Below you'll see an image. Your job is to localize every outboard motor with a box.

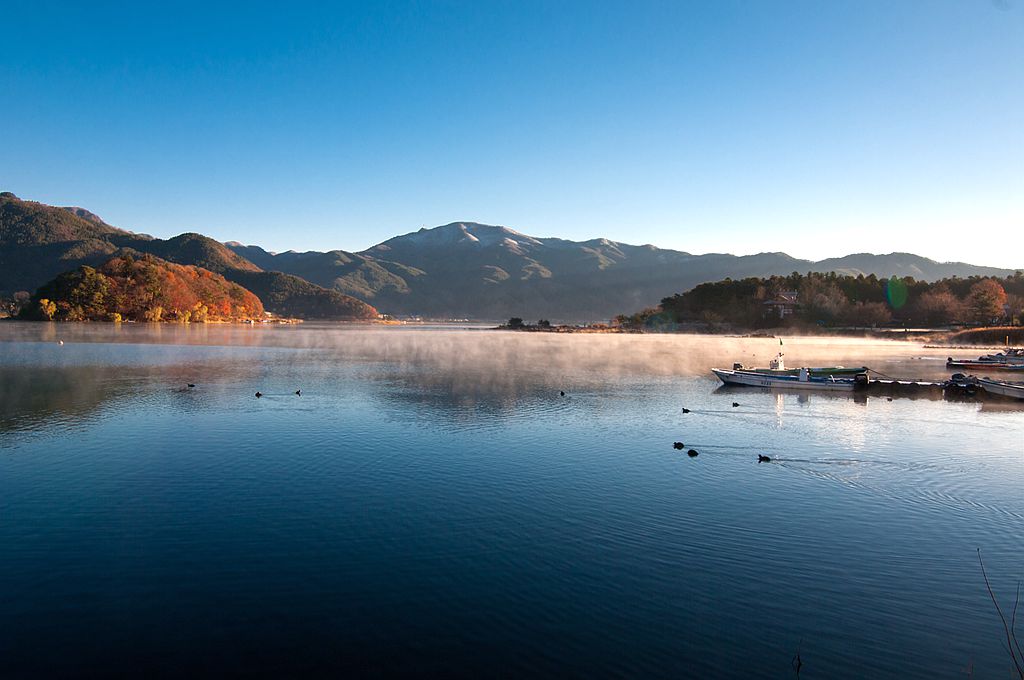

[854,373,869,390]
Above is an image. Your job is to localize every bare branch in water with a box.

[1013,581,1024,669]
[978,549,1024,678]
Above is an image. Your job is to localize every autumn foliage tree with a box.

[966,279,1007,324]
[21,254,263,322]
[844,301,892,327]
[800,278,850,324]
[913,288,966,326]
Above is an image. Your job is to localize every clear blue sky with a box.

[2,0,1021,267]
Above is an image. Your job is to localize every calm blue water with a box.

[1,323,1022,678]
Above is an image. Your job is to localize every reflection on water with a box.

[0,365,120,434]
[1,322,1022,678]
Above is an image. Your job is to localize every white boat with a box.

[712,366,866,391]
[948,348,1024,368]
[978,377,1024,400]
[980,348,1024,364]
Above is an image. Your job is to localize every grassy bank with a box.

[941,326,1024,346]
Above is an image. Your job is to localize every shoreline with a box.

[493,323,1024,346]
[6,314,1020,347]
[0,316,404,325]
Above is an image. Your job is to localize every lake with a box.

[1,323,1022,678]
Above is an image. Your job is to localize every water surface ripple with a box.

[1,323,1022,678]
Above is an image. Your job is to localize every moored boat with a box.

[712,366,867,391]
[977,377,1024,400]
[730,352,868,377]
[734,365,868,377]
[980,348,1024,363]
[947,347,1024,369]
[946,358,1024,371]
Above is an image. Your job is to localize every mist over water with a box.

[1,323,1022,678]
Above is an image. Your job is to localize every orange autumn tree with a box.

[23,254,264,322]
[967,279,1008,325]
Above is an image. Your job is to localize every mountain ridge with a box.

[0,193,378,320]
[227,221,1016,320]
[2,192,1018,321]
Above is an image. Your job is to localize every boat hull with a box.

[946,361,1024,371]
[980,349,1024,364]
[978,378,1024,400]
[712,368,859,391]
[735,366,868,377]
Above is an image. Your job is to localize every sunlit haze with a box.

[2,1,1021,267]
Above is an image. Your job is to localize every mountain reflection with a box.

[0,359,266,440]
[0,366,126,435]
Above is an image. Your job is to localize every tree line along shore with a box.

[614,271,1023,333]
[496,271,1024,344]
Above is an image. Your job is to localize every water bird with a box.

[295,390,301,396]
[886,397,893,401]
[681,407,691,413]
[560,391,565,397]
[758,454,771,463]
[673,442,685,450]
[255,391,263,398]
[187,383,195,388]
[58,340,64,346]
[732,402,739,408]
[687,449,699,457]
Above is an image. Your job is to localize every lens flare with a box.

[886,277,908,309]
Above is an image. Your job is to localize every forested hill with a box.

[617,271,1024,330]
[0,193,378,320]
[21,254,264,322]
[0,191,140,245]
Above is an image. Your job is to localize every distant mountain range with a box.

[227,222,1017,320]
[1,191,1017,321]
